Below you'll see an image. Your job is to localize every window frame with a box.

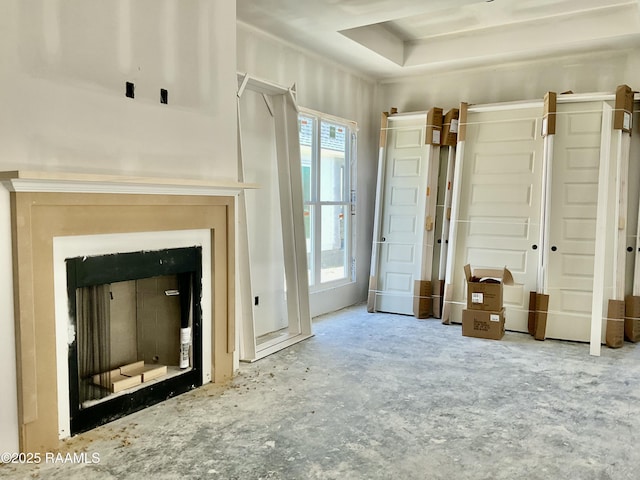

[298,107,357,292]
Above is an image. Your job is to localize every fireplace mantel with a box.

[5,172,242,452]
[0,170,259,195]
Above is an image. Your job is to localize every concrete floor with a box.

[4,304,640,479]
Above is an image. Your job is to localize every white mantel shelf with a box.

[0,170,259,196]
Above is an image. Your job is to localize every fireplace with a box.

[3,171,248,453]
[66,247,203,435]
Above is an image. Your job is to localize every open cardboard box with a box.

[464,264,514,311]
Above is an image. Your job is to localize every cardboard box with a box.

[458,102,468,142]
[432,280,445,319]
[624,295,640,342]
[441,108,459,146]
[462,308,505,340]
[606,299,625,348]
[426,107,443,146]
[528,291,549,341]
[367,275,378,313]
[413,280,432,319]
[464,264,514,311]
[379,112,389,148]
[542,92,556,136]
[614,84,633,133]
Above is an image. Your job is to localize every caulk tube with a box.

[180,327,191,369]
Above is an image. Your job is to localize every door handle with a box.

[551,245,557,252]
[381,237,386,242]
[532,244,538,250]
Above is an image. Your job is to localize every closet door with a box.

[545,101,616,342]
[374,115,431,315]
[449,106,544,330]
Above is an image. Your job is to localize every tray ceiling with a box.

[237,0,640,79]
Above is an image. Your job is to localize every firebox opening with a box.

[66,247,203,435]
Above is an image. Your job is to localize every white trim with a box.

[590,102,614,357]
[387,111,428,121]
[444,140,465,286]
[299,106,358,129]
[0,171,257,196]
[442,138,465,323]
[236,71,290,96]
[437,145,456,281]
[557,92,615,103]
[613,131,631,300]
[369,146,386,281]
[539,134,554,293]
[468,100,543,113]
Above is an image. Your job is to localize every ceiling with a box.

[236,0,640,79]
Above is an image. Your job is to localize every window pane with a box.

[304,205,315,286]
[320,121,346,202]
[320,205,347,283]
[299,116,314,203]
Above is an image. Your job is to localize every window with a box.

[298,110,356,290]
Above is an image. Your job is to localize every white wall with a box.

[0,0,236,179]
[237,22,379,317]
[379,49,639,114]
[0,0,237,452]
[0,187,18,453]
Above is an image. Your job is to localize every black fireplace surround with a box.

[66,247,203,435]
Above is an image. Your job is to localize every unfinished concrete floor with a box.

[4,304,640,479]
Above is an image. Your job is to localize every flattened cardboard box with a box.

[462,308,505,340]
[432,280,445,319]
[426,107,443,146]
[464,264,514,311]
[606,299,625,348]
[614,84,633,133]
[413,280,432,319]
[624,295,640,342]
[528,291,549,341]
[441,108,459,146]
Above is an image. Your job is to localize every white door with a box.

[449,106,544,330]
[545,101,618,342]
[374,115,432,315]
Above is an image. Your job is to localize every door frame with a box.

[368,111,440,315]
[236,73,312,362]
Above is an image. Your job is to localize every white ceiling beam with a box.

[340,24,404,65]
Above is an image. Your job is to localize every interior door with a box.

[374,115,431,315]
[545,101,616,342]
[449,106,544,330]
